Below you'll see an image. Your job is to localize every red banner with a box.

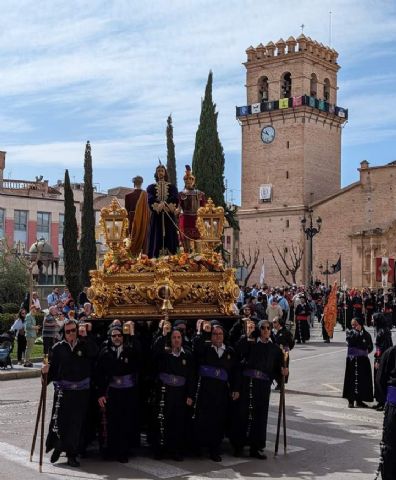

[376,257,395,283]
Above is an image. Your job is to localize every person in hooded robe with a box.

[95,322,141,463]
[342,316,374,408]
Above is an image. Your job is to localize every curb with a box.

[0,358,43,381]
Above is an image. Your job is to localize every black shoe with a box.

[233,447,243,457]
[324,339,330,343]
[274,385,281,391]
[250,449,267,460]
[50,449,61,464]
[348,401,354,408]
[296,341,301,344]
[117,455,128,463]
[171,452,184,462]
[67,456,80,468]
[209,453,222,462]
[356,401,368,408]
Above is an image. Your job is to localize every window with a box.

[0,208,4,238]
[310,73,318,97]
[280,72,292,98]
[37,212,51,241]
[14,210,28,244]
[58,213,64,245]
[258,76,269,102]
[323,78,330,101]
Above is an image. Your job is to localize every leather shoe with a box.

[356,401,368,408]
[250,449,267,460]
[348,401,354,408]
[233,447,243,457]
[50,449,61,464]
[67,456,80,468]
[117,455,128,463]
[209,453,222,462]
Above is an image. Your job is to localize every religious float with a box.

[87,197,239,320]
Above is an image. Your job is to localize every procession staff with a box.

[230,319,286,459]
[192,324,239,462]
[342,317,373,408]
[150,328,195,461]
[96,322,141,463]
[42,319,98,468]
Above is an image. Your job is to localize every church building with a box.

[237,34,396,289]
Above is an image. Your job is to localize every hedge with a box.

[0,312,44,334]
[1,303,20,314]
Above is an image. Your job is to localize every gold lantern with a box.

[99,198,128,252]
[195,198,225,252]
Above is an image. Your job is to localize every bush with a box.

[1,303,20,314]
[0,312,44,333]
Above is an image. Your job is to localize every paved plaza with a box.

[0,323,391,480]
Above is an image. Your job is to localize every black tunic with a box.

[45,337,98,456]
[273,326,294,383]
[150,336,195,454]
[294,303,311,342]
[192,337,239,454]
[95,337,141,457]
[374,328,393,403]
[342,328,374,402]
[376,345,396,480]
[230,337,282,450]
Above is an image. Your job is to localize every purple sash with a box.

[387,386,396,406]
[243,369,270,381]
[54,377,90,391]
[109,374,136,389]
[159,372,186,387]
[199,365,228,382]
[347,347,368,359]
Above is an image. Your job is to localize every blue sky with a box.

[0,0,395,205]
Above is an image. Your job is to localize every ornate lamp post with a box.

[301,208,322,286]
[196,198,225,254]
[99,198,128,252]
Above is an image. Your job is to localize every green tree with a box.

[63,169,81,301]
[80,141,97,287]
[166,114,177,187]
[192,71,238,229]
[0,249,28,305]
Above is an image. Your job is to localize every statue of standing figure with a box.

[178,165,206,252]
[147,164,179,258]
[124,176,150,256]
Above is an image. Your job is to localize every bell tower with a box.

[237,34,348,285]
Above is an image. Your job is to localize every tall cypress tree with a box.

[192,71,239,229]
[63,169,81,301]
[80,141,97,286]
[166,114,177,187]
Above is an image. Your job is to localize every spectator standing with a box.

[47,287,60,307]
[42,306,61,356]
[31,291,42,311]
[266,298,283,323]
[11,308,27,365]
[24,306,40,367]
[60,287,71,303]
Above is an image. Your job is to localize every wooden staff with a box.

[282,350,289,454]
[39,355,49,472]
[30,386,44,462]
[274,347,288,456]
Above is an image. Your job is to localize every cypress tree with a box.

[166,114,177,187]
[63,169,81,301]
[192,71,225,208]
[80,141,97,287]
[192,71,238,229]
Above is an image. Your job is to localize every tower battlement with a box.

[245,34,339,66]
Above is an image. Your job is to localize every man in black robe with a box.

[192,324,239,462]
[294,295,311,344]
[376,344,396,479]
[231,319,286,459]
[42,319,98,467]
[272,316,294,386]
[150,327,195,460]
[147,164,179,258]
[95,322,141,463]
[342,317,373,408]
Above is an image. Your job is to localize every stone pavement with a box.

[0,360,42,380]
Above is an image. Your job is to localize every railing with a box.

[1,179,47,190]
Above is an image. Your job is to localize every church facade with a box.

[237,34,396,289]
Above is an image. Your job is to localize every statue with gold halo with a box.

[147,164,179,258]
[124,175,150,255]
[178,165,206,252]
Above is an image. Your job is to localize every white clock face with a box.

[261,126,275,144]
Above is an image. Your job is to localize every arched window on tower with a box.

[323,78,330,101]
[280,72,291,98]
[258,76,269,102]
[310,73,318,97]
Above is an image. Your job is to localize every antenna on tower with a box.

[300,23,305,34]
[329,11,332,46]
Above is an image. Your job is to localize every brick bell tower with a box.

[236,34,347,285]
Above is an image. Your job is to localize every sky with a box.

[0,0,395,205]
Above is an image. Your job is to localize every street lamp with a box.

[301,208,322,286]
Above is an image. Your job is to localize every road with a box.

[0,323,392,480]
